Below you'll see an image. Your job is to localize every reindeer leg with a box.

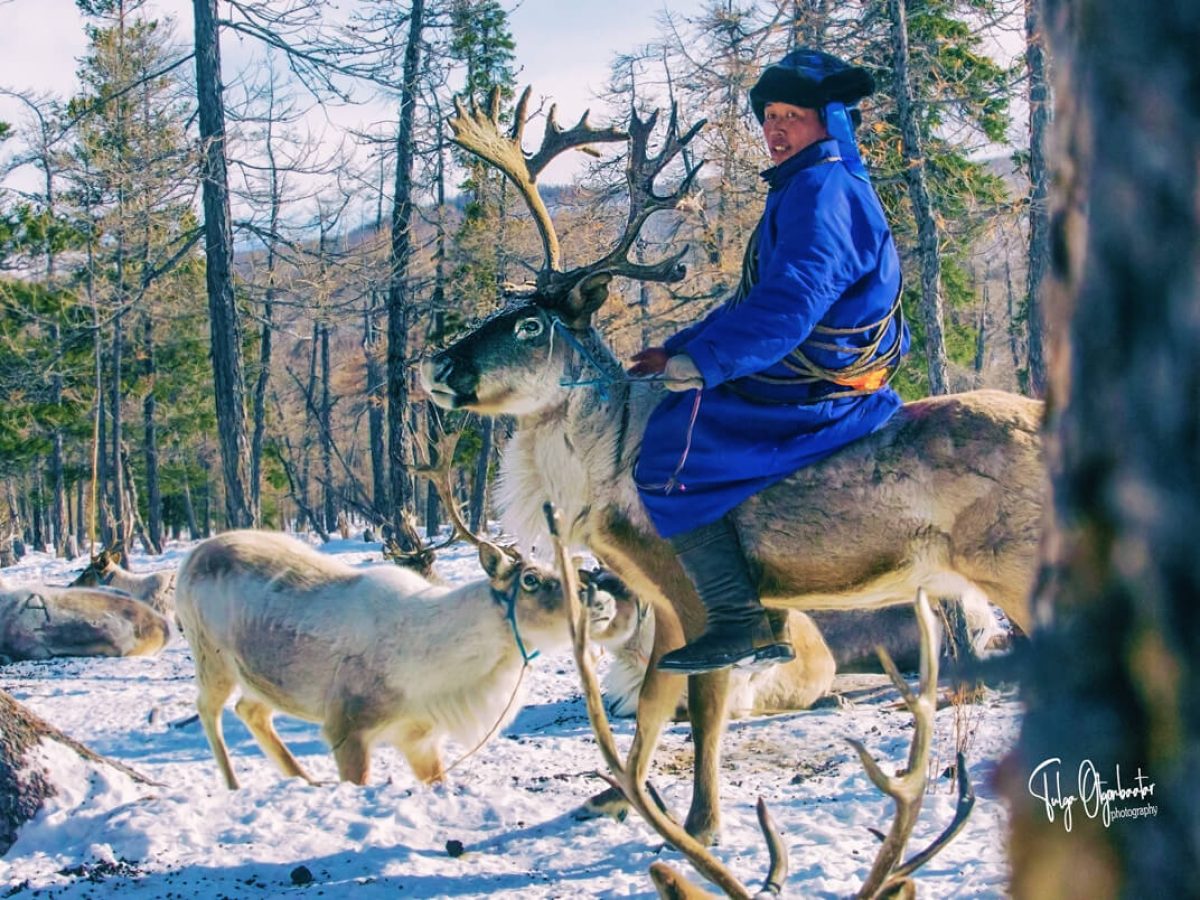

[328,728,372,785]
[684,668,731,846]
[575,593,687,824]
[398,737,446,785]
[192,643,240,790]
[233,697,316,784]
[575,664,684,822]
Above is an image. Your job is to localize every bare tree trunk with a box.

[1024,0,1051,398]
[122,444,158,555]
[299,326,320,529]
[249,87,284,528]
[250,274,274,528]
[29,470,44,551]
[422,115,449,538]
[1004,255,1025,388]
[182,474,199,540]
[1004,0,1200,894]
[49,326,67,557]
[95,342,112,548]
[110,306,129,549]
[889,0,949,395]
[468,416,493,534]
[385,0,425,546]
[142,310,163,552]
[194,0,253,529]
[74,476,85,551]
[319,321,336,532]
[0,689,155,856]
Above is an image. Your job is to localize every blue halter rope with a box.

[551,317,665,398]
[492,576,541,665]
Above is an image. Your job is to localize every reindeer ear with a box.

[478,541,517,581]
[563,272,612,324]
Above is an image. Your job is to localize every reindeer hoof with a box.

[574,786,630,823]
[683,816,720,848]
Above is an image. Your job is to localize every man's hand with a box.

[663,354,704,392]
[628,347,669,376]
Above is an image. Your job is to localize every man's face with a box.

[761,102,829,166]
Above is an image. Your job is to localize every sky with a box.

[0,0,708,189]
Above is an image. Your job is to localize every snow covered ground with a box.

[0,536,1020,898]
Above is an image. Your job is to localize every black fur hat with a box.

[750,48,876,124]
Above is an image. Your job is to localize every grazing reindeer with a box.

[585,568,835,719]
[175,512,576,788]
[423,87,1044,843]
[72,546,176,619]
[0,578,169,662]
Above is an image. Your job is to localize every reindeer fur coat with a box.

[635,138,909,537]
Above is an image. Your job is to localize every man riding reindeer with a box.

[630,49,910,675]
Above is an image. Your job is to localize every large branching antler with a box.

[848,589,977,899]
[384,431,481,576]
[544,503,785,900]
[547,104,705,295]
[448,85,628,277]
[448,85,705,304]
[413,431,488,550]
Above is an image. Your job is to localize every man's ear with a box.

[563,272,612,326]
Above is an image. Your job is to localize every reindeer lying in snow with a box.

[71,547,176,620]
[0,573,169,662]
[175,529,576,789]
[586,569,1004,721]
[585,568,835,719]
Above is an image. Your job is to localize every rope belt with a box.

[727,220,906,405]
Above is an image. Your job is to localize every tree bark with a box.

[1004,0,1200,895]
[193,0,253,529]
[320,321,335,532]
[889,0,949,395]
[142,309,163,553]
[182,474,199,541]
[468,416,493,534]
[50,338,67,558]
[385,0,426,547]
[0,689,156,856]
[250,122,283,528]
[1024,0,1051,398]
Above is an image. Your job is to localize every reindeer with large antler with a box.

[422,87,1045,853]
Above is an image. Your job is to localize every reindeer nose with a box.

[432,355,456,384]
[427,352,479,397]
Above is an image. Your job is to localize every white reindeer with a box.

[174,529,576,789]
[71,547,176,619]
[585,568,835,719]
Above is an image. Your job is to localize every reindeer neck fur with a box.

[495,323,658,555]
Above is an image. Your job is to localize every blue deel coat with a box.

[635,138,909,539]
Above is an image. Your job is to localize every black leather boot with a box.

[657,517,796,675]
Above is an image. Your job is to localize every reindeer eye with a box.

[514,317,545,340]
[519,569,542,592]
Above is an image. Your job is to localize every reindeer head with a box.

[71,546,123,588]
[422,86,704,417]
[581,567,646,650]
[414,431,578,656]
